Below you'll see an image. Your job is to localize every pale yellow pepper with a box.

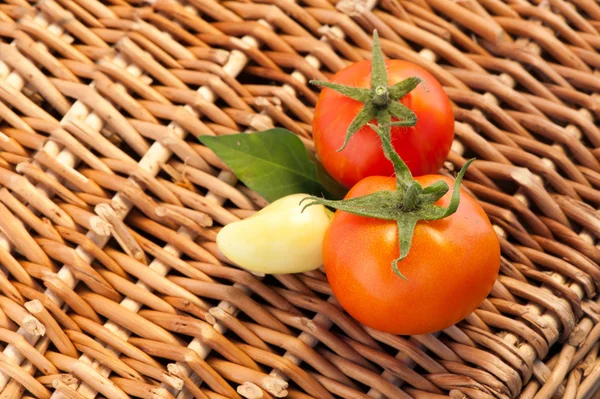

[217,193,332,274]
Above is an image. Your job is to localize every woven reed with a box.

[0,0,598,398]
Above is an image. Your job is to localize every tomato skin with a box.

[323,175,500,335]
[313,60,454,188]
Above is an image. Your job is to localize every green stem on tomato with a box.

[304,30,474,279]
[372,86,390,106]
[310,30,422,152]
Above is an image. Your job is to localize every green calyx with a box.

[303,123,473,279]
[310,30,421,151]
[305,30,474,280]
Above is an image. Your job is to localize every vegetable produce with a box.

[303,121,500,334]
[311,32,454,188]
[319,174,500,334]
[217,194,332,274]
[206,30,499,335]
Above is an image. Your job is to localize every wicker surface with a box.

[0,0,598,398]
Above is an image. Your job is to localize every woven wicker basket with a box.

[0,0,599,398]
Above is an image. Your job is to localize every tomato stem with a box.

[305,30,475,279]
[372,86,390,107]
[310,30,421,152]
[402,183,422,211]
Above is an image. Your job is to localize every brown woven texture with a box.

[0,0,598,398]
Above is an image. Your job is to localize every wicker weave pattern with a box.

[0,0,599,398]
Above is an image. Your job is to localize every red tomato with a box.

[323,175,500,335]
[313,60,454,188]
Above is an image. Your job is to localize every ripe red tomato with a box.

[323,175,500,335]
[313,60,454,188]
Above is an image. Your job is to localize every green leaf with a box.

[199,129,326,203]
[313,158,348,200]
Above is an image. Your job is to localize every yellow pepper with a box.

[217,194,332,274]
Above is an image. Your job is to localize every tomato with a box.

[323,175,500,335]
[313,60,454,188]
